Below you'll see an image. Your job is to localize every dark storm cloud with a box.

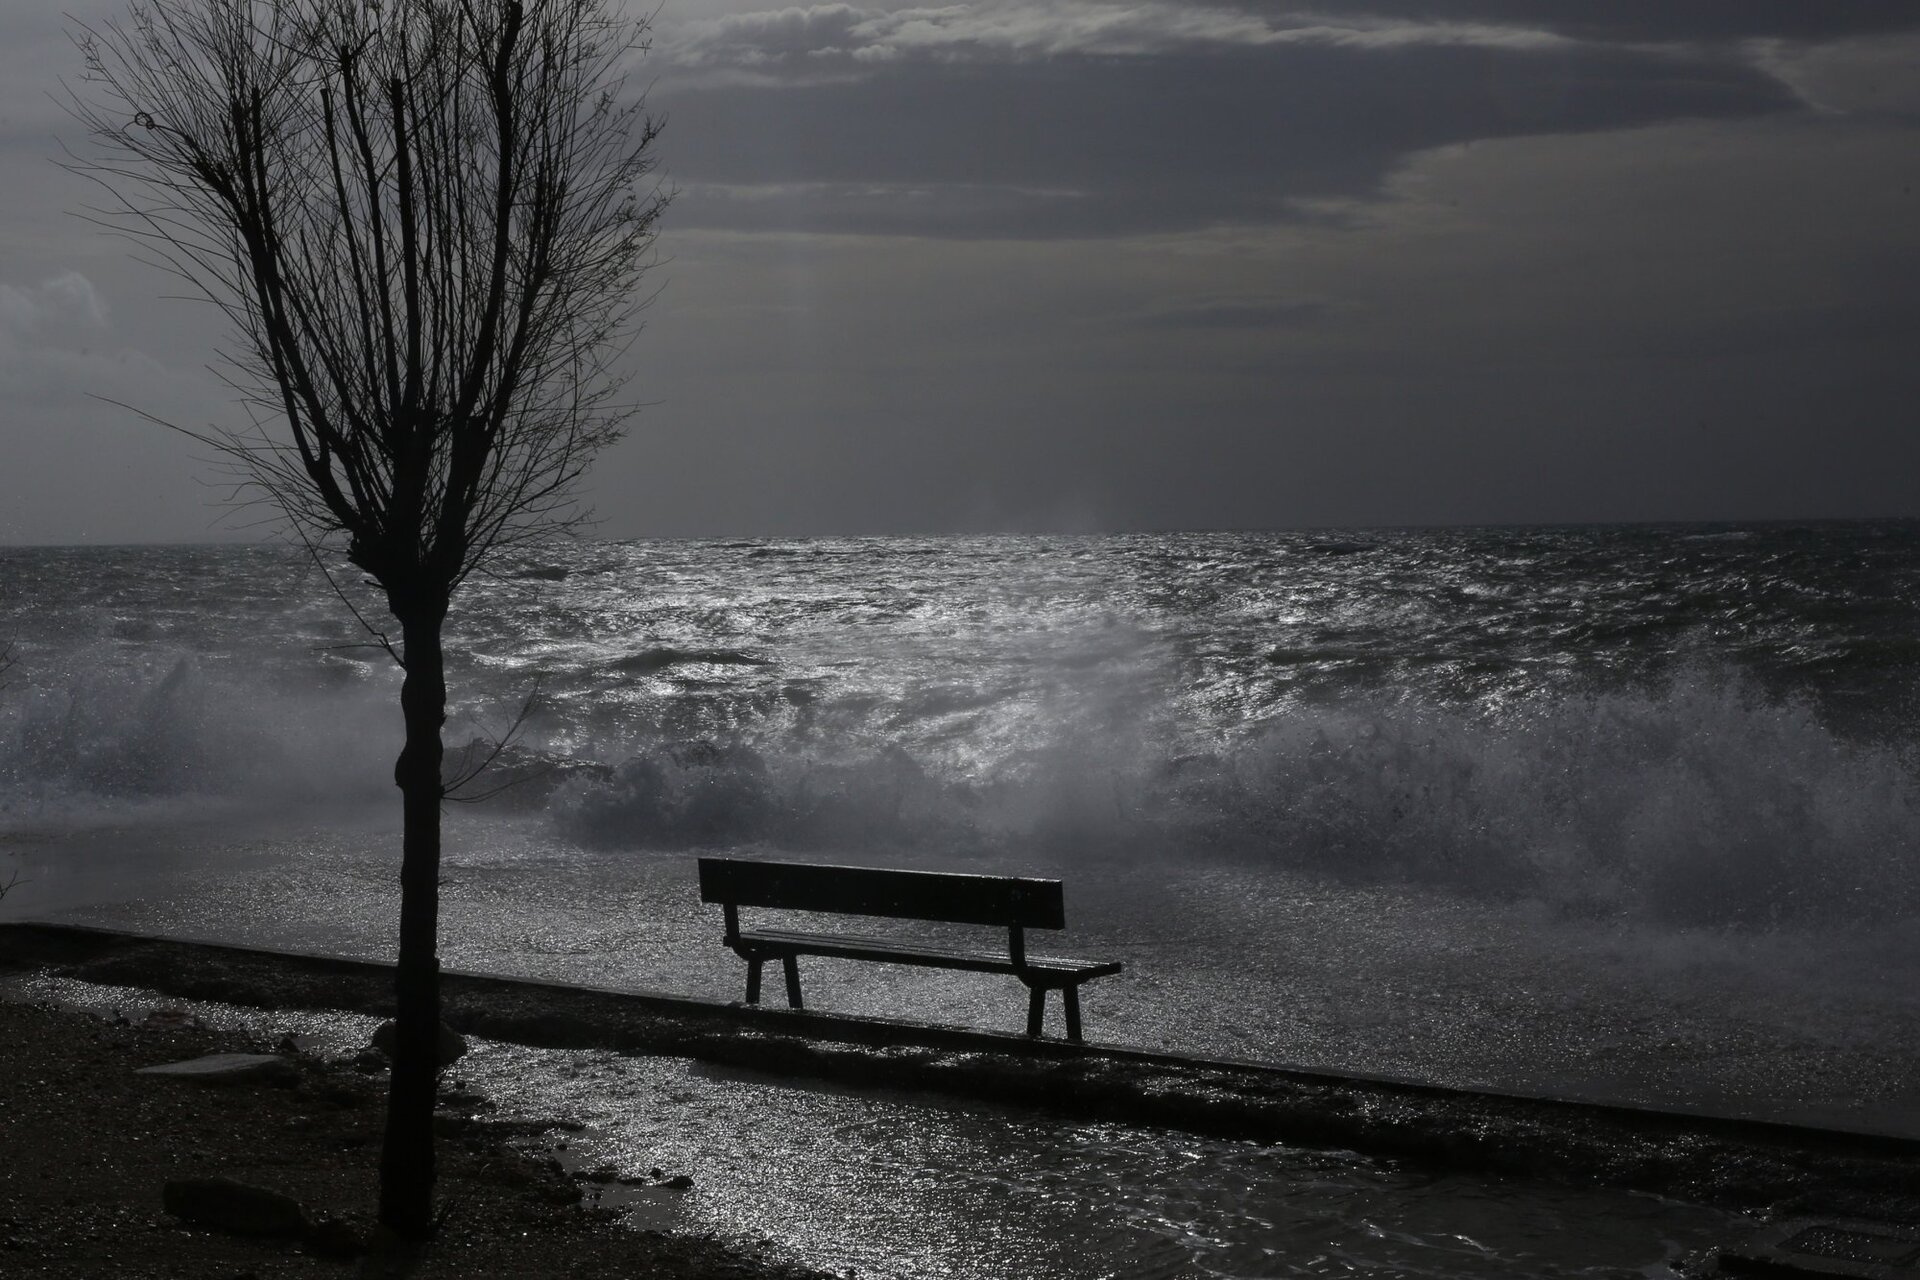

[660,38,1798,236]
[1275,1,1920,44]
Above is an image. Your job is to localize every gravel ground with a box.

[0,997,832,1278]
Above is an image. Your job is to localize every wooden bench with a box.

[696,856,1122,1042]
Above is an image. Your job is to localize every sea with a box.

[4,521,1920,1277]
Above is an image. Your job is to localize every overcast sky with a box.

[2,0,1917,542]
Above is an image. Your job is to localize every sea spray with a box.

[1128,665,1920,925]
[0,649,398,820]
[9,637,1912,927]
[543,663,1920,926]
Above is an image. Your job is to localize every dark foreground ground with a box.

[8,923,1920,1279]
[0,997,827,1279]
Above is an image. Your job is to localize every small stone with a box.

[163,1177,309,1237]
[136,1054,297,1085]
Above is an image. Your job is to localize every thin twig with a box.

[443,676,543,801]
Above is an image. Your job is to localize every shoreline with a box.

[7,921,1920,1232]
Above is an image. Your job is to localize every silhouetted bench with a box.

[696,856,1122,1041]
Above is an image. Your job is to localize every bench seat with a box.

[734,926,1124,980]
[698,856,1121,1040]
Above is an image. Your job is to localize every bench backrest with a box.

[697,857,1066,930]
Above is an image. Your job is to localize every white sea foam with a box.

[534,663,1919,927]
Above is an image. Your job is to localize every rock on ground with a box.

[0,993,829,1279]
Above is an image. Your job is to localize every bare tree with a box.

[68,0,665,1237]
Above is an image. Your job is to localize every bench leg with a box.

[745,958,763,1004]
[1063,984,1082,1042]
[1026,986,1046,1037]
[783,955,803,1010]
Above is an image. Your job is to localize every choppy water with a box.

[4,523,1920,1274]
[6,523,1919,924]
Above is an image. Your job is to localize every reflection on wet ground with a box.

[12,973,1749,1279]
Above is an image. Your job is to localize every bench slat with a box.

[735,927,1123,980]
[699,856,1066,929]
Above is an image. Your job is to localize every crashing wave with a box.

[6,647,1915,928]
[545,665,1920,927]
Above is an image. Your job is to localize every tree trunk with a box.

[379,601,447,1237]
